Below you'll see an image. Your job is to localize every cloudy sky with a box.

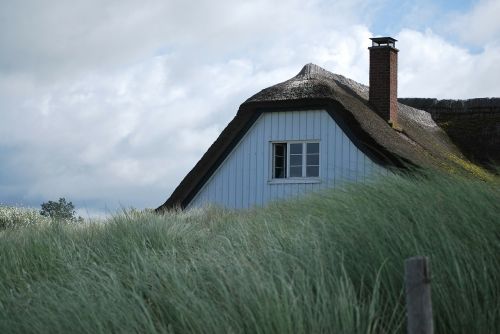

[1,0,499,216]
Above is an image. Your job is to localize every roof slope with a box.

[399,97,500,168]
[157,64,471,211]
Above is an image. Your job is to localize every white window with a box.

[272,142,320,179]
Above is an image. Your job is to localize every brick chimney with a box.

[369,37,399,128]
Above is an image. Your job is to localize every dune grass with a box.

[0,171,499,333]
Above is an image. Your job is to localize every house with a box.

[156,37,486,211]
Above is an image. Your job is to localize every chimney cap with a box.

[370,36,397,48]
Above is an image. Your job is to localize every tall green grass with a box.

[0,171,499,333]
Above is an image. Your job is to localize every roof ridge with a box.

[296,63,330,78]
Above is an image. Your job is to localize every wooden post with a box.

[404,256,433,334]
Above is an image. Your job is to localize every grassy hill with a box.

[1,171,499,333]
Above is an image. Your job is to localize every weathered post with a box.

[404,256,433,334]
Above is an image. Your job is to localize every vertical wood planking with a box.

[241,139,248,208]
[342,132,350,181]
[293,111,300,138]
[323,112,332,187]
[263,112,271,204]
[255,114,262,206]
[279,112,288,198]
[350,141,357,182]
[334,122,343,184]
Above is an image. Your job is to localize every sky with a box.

[1,0,499,216]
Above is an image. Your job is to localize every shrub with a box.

[0,205,50,230]
[40,197,83,222]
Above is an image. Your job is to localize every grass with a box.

[0,171,499,333]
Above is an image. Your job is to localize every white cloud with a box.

[0,0,368,81]
[398,29,500,98]
[447,0,500,46]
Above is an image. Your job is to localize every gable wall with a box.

[188,109,387,209]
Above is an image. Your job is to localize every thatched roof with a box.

[156,64,472,211]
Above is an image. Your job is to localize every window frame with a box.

[269,140,321,183]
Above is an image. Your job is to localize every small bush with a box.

[0,205,51,230]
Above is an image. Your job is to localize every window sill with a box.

[268,178,321,185]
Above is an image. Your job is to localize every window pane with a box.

[290,154,302,166]
[290,143,303,154]
[275,167,285,178]
[273,143,287,179]
[306,166,319,177]
[290,166,302,177]
[307,143,319,154]
[306,154,319,165]
[274,143,285,157]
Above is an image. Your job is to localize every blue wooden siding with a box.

[188,109,387,209]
